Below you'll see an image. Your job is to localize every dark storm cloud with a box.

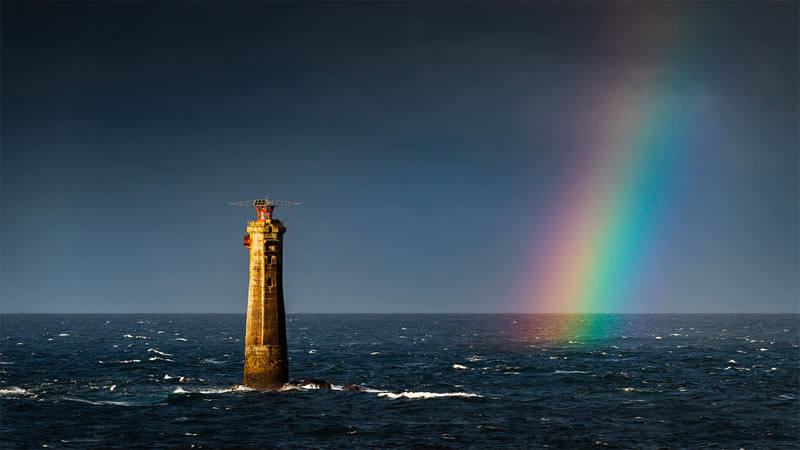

[2,2,797,312]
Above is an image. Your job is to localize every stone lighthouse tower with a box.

[230,195,300,390]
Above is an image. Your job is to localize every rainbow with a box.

[517,10,701,331]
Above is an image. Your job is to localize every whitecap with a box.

[200,359,225,365]
[619,387,641,393]
[58,333,70,337]
[174,338,188,342]
[118,360,141,364]
[377,391,482,400]
[453,364,468,370]
[123,334,134,338]
[370,352,381,356]
[0,361,14,365]
[759,348,768,351]
[0,387,29,396]
[308,349,317,354]
[66,398,133,406]
[148,357,175,363]
[553,370,589,374]
[147,348,174,356]
[198,388,235,394]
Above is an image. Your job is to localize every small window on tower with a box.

[268,245,276,252]
[267,278,272,287]
[268,226,272,233]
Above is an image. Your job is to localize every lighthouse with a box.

[230,195,300,389]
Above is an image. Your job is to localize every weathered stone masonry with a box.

[242,219,288,389]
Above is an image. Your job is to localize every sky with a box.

[1,1,797,313]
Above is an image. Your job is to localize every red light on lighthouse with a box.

[257,206,274,221]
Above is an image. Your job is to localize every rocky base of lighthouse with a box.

[243,344,288,390]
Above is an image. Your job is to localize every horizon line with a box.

[1,311,797,315]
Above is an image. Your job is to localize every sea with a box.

[1,314,798,448]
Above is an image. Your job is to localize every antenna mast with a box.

[229,194,301,221]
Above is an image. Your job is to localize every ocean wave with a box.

[553,370,590,374]
[0,386,31,396]
[147,348,174,356]
[619,387,643,393]
[148,356,175,363]
[97,359,142,364]
[65,398,136,406]
[375,390,482,400]
[172,386,242,395]
[164,374,185,382]
[200,359,226,365]
[280,382,328,391]
[453,364,468,370]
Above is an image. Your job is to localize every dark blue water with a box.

[1,314,798,448]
